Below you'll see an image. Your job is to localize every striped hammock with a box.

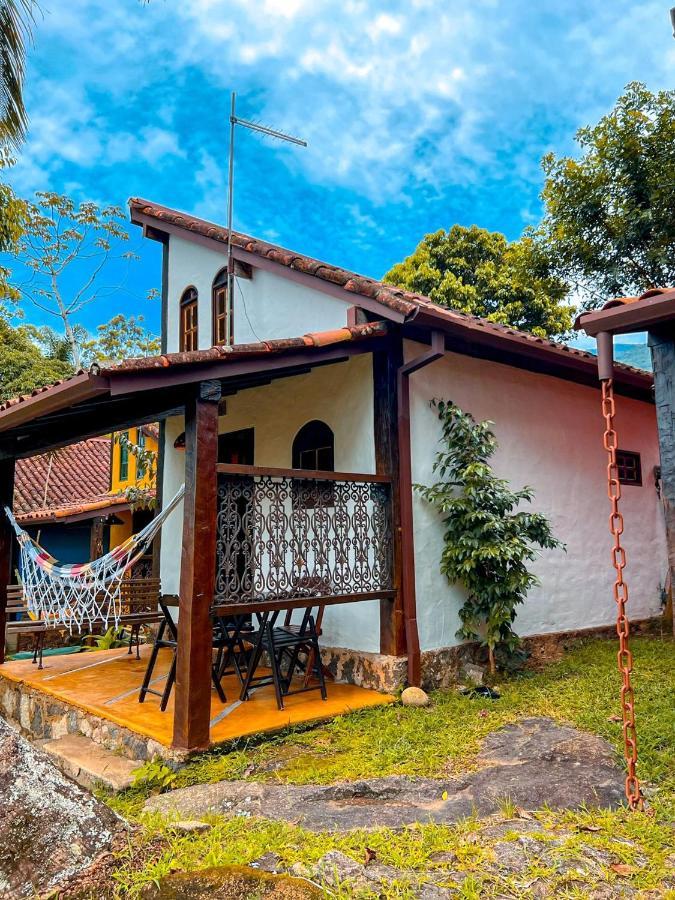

[4,484,185,632]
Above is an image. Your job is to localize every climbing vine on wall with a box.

[416,400,564,672]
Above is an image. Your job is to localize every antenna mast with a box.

[226,92,307,346]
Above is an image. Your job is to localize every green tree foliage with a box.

[540,82,675,309]
[384,225,572,338]
[7,192,136,367]
[0,318,73,401]
[0,1,37,149]
[82,310,160,365]
[416,400,563,672]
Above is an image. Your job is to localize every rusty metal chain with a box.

[601,379,643,811]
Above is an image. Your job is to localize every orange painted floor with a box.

[0,646,394,747]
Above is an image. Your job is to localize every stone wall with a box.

[0,676,186,764]
[322,616,663,693]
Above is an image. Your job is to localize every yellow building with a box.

[109,424,158,551]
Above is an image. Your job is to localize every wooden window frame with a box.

[179,287,199,352]
[292,420,336,508]
[616,449,642,486]
[212,268,233,346]
[292,420,335,472]
[119,432,129,482]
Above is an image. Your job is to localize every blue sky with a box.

[7,0,675,340]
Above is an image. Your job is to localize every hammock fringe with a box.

[4,484,185,632]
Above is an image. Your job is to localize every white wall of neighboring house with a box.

[165,233,351,351]
[405,339,666,653]
[159,353,381,652]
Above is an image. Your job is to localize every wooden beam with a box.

[373,336,406,656]
[152,420,166,580]
[0,458,15,664]
[172,381,220,751]
[648,329,675,634]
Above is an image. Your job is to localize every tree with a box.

[415,400,563,673]
[384,225,571,338]
[0,1,37,149]
[540,82,675,309]
[8,192,136,367]
[0,318,73,401]
[82,309,160,365]
[23,322,86,365]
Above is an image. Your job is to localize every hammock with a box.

[4,484,185,632]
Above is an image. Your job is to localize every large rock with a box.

[0,716,123,898]
[401,686,430,707]
[140,865,322,898]
[145,718,625,831]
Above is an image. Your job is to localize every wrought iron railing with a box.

[214,465,393,607]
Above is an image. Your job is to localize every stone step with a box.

[40,733,142,792]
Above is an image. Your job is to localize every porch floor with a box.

[0,646,393,747]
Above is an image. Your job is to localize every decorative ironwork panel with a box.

[215,473,393,604]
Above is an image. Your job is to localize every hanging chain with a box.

[601,379,643,811]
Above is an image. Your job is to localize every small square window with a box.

[616,450,642,486]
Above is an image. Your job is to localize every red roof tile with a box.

[129,198,651,384]
[14,438,113,520]
[96,322,387,374]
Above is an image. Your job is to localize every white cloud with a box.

[12,0,675,224]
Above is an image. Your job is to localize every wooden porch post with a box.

[373,337,406,657]
[0,458,15,664]
[173,381,220,751]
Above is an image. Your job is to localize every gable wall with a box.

[165,233,351,351]
[406,339,666,651]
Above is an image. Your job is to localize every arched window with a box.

[212,268,233,346]
[292,420,335,471]
[179,287,198,352]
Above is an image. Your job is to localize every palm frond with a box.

[0,0,37,149]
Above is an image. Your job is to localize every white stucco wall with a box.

[406,340,666,652]
[165,234,350,352]
[159,353,380,652]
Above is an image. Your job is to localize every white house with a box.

[129,198,666,691]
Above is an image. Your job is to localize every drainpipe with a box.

[596,331,614,382]
[397,330,445,687]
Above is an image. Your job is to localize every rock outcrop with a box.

[0,715,123,898]
[145,718,625,831]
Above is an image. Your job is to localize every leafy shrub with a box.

[416,400,564,672]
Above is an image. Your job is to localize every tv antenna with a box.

[226,91,307,345]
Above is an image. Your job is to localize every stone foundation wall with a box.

[322,616,663,693]
[0,676,186,764]
[321,646,407,693]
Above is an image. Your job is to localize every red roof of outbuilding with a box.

[14,438,119,523]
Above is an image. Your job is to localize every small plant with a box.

[131,758,177,792]
[416,400,564,673]
[91,626,128,651]
[497,795,517,819]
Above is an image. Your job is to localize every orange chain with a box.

[601,379,643,811]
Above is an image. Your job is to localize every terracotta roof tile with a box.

[14,438,113,519]
[128,197,650,383]
[17,493,131,525]
[95,321,387,374]
[601,288,675,310]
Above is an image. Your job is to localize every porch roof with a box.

[130,197,653,401]
[0,321,387,459]
[575,287,675,337]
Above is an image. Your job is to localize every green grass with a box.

[107,634,675,898]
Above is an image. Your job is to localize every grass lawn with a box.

[107,634,674,898]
